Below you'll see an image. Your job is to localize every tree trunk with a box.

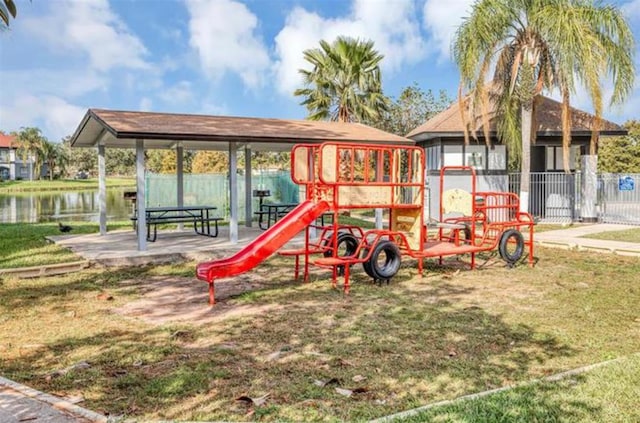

[519,103,533,213]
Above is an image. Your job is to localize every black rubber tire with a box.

[361,247,374,278]
[366,240,402,280]
[323,231,359,276]
[323,231,359,259]
[498,229,525,264]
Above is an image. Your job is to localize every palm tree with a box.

[14,127,46,180]
[294,36,389,123]
[0,0,16,28]
[41,140,69,180]
[453,0,635,212]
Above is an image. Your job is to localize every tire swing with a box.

[364,240,402,284]
[498,229,525,266]
[323,231,359,276]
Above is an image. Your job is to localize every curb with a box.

[0,376,109,422]
[534,240,640,257]
[0,261,90,279]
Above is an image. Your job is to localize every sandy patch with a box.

[115,275,281,326]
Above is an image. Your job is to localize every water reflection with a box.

[0,189,133,223]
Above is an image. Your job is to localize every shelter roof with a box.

[71,109,413,151]
[407,95,627,141]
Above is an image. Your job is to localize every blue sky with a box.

[0,0,639,142]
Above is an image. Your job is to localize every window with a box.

[465,145,485,169]
[488,145,506,170]
[426,145,440,171]
[546,146,580,171]
[443,145,463,166]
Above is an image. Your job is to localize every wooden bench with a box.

[131,206,221,242]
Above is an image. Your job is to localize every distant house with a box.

[406,95,627,220]
[0,134,36,181]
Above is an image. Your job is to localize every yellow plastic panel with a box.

[337,185,393,206]
[320,144,338,183]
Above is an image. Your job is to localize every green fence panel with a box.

[146,171,298,220]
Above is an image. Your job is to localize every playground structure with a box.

[196,142,535,304]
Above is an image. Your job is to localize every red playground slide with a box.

[196,200,331,304]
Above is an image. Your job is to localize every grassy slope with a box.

[0,178,135,193]
[0,222,131,268]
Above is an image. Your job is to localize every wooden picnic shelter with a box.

[70,109,413,251]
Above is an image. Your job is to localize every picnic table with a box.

[254,203,298,230]
[131,205,221,242]
[254,203,334,230]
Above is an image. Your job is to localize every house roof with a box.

[0,134,15,148]
[407,95,627,141]
[71,109,414,151]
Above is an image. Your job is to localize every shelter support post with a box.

[136,139,147,251]
[244,145,252,227]
[98,143,107,235]
[176,144,184,230]
[229,142,238,243]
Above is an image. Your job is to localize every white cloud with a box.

[185,0,270,88]
[22,0,149,71]
[422,0,474,60]
[158,81,195,104]
[1,95,85,141]
[273,0,426,96]
[139,97,153,112]
[0,69,107,98]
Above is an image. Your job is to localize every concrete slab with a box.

[48,227,306,267]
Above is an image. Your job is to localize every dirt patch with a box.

[115,275,281,325]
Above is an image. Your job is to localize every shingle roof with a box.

[0,134,15,148]
[71,109,413,150]
[407,95,626,140]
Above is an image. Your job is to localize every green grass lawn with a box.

[395,354,640,422]
[0,178,136,193]
[582,227,640,243]
[1,245,639,421]
[0,221,131,268]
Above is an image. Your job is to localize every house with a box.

[0,134,36,181]
[406,95,627,221]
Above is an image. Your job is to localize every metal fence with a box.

[508,172,640,225]
[146,170,299,219]
[508,172,580,224]
[598,173,640,225]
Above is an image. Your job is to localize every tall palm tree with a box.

[453,0,635,212]
[14,127,46,180]
[41,140,69,180]
[294,36,389,123]
[0,0,16,28]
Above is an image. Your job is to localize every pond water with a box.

[0,189,133,223]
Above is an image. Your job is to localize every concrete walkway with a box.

[0,376,107,422]
[534,223,640,256]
